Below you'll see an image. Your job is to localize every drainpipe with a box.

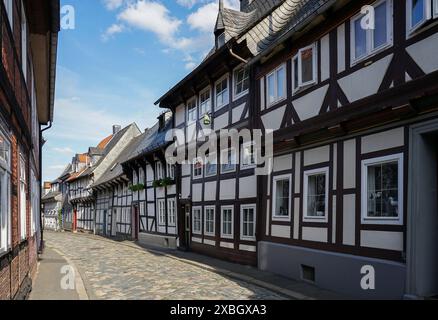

[228,46,248,64]
[39,121,52,253]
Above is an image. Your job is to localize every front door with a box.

[73,209,77,232]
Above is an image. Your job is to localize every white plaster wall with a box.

[304,145,330,166]
[220,179,236,200]
[274,154,293,172]
[361,231,404,251]
[302,227,328,243]
[361,127,404,154]
[343,139,356,189]
[239,175,257,198]
[343,194,356,246]
[293,85,328,121]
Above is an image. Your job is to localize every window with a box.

[273,175,291,220]
[221,206,234,239]
[361,154,403,225]
[193,157,203,179]
[351,0,392,63]
[434,0,438,17]
[241,142,256,169]
[205,153,217,177]
[3,0,13,28]
[241,205,256,241]
[19,153,27,240]
[0,130,11,254]
[267,64,286,105]
[217,32,226,48]
[303,168,329,222]
[204,207,215,236]
[157,199,166,225]
[167,163,175,179]
[221,148,236,173]
[30,169,39,235]
[192,207,202,235]
[407,0,430,32]
[215,76,229,110]
[155,162,164,180]
[234,66,249,99]
[167,199,176,227]
[199,89,211,116]
[21,1,27,82]
[187,99,197,123]
[293,44,318,91]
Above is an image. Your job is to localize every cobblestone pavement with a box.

[44,232,286,300]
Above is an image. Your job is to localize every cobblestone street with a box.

[39,232,286,300]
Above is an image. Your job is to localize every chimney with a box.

[113,125,121,134]
[43,182,51,194]
[219,0,224,11]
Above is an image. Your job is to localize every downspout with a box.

[228,46,248,64]
[38,121,52,253]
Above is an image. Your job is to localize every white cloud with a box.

[52,147,75,155]
[101,23,125,41]
[187,2,218,33]
[176,0,203,8]
[103,0,124,10]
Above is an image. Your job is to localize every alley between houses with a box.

[29,231,287,300]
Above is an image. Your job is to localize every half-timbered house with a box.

[0,0,59,299]
[121,114,178,248]
[154,0,438,299]
[67,124,140,233]
[41,180,62,230]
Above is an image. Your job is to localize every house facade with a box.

[41,180,62,230]
[153,0,438,299]
[0,0,59,299]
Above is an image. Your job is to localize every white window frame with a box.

[187,98,197,124]
[157,199,166,226]
[233,64,249,101]
[21,0,27,82]
[241,141,257,170]
[361,153,404,225]
[220,206,234,239]
[272,174,292,222]
[19,152,27,240]
[217,32,226,48]
[204,206,216,237]
[193,157,204,180]
[215,74,229,111]
[220,148,237,174]
[155,161,163,180]
[407,0,432,34]
[0,129,11,254]
[3,0,13,29]
[167,199,176,227]
[199,87,211,117]
[434,0,438,18]
[266,63,287,106]
[303,167,329,223]
[292,44,318,92]
[351,0,393,64]
[205,153,217,177]
[192,207,202,235]
[240,205,256,241]
[166,163,175,180]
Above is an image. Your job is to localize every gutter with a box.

[39,121,52,254]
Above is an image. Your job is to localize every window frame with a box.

[199,87,211,117]
[205,153,217,177]
[157,199,166,226]
[303,167,329,223]
[220,206,234,239]
[192,207,202,235]
[361,153,404,225]
[215,74,229,111]
[240,141,257,170]
[155,161,164,180]
[240,205,256,241]
[350,0,393,64]
[204,206,216,237]
[233,64,249,101]
[193,157,204,180]
[3,0,13,29]
[0,133,11,254]
[166,163,175,180]
[187,97,198,124]
[220,148,237,174]
[21,0,27,82]
[19,152,27,240]
[167,198,176,227]
[406,0,431,34]
[266,63,287,106]
[272,174,292,222]
[434,0,438,18]
[292,44,318,92]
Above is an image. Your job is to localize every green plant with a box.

[152,178,175,188]
[129,184,145,192]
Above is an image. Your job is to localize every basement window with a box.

[301,265,316,283]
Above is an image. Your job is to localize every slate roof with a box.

[93,120,173,188]
[41,190,61,203]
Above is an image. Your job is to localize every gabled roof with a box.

[42,190,62,203]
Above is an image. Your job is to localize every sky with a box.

[43,0,240,182]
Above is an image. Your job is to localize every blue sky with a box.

[43,0,239,182]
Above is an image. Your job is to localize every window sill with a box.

[240,164,256,171]
[215,103,229,112]
[240,237,256,242]
[350,42,392,67]
[361,217,403,226]
[221,235,234,240]
[293,82,317,96]
[267,96,287,109]
[303,217,328,223]
[233,90,249,102]
[272,216,291,222]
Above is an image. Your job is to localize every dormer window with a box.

[217,32,226,48]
